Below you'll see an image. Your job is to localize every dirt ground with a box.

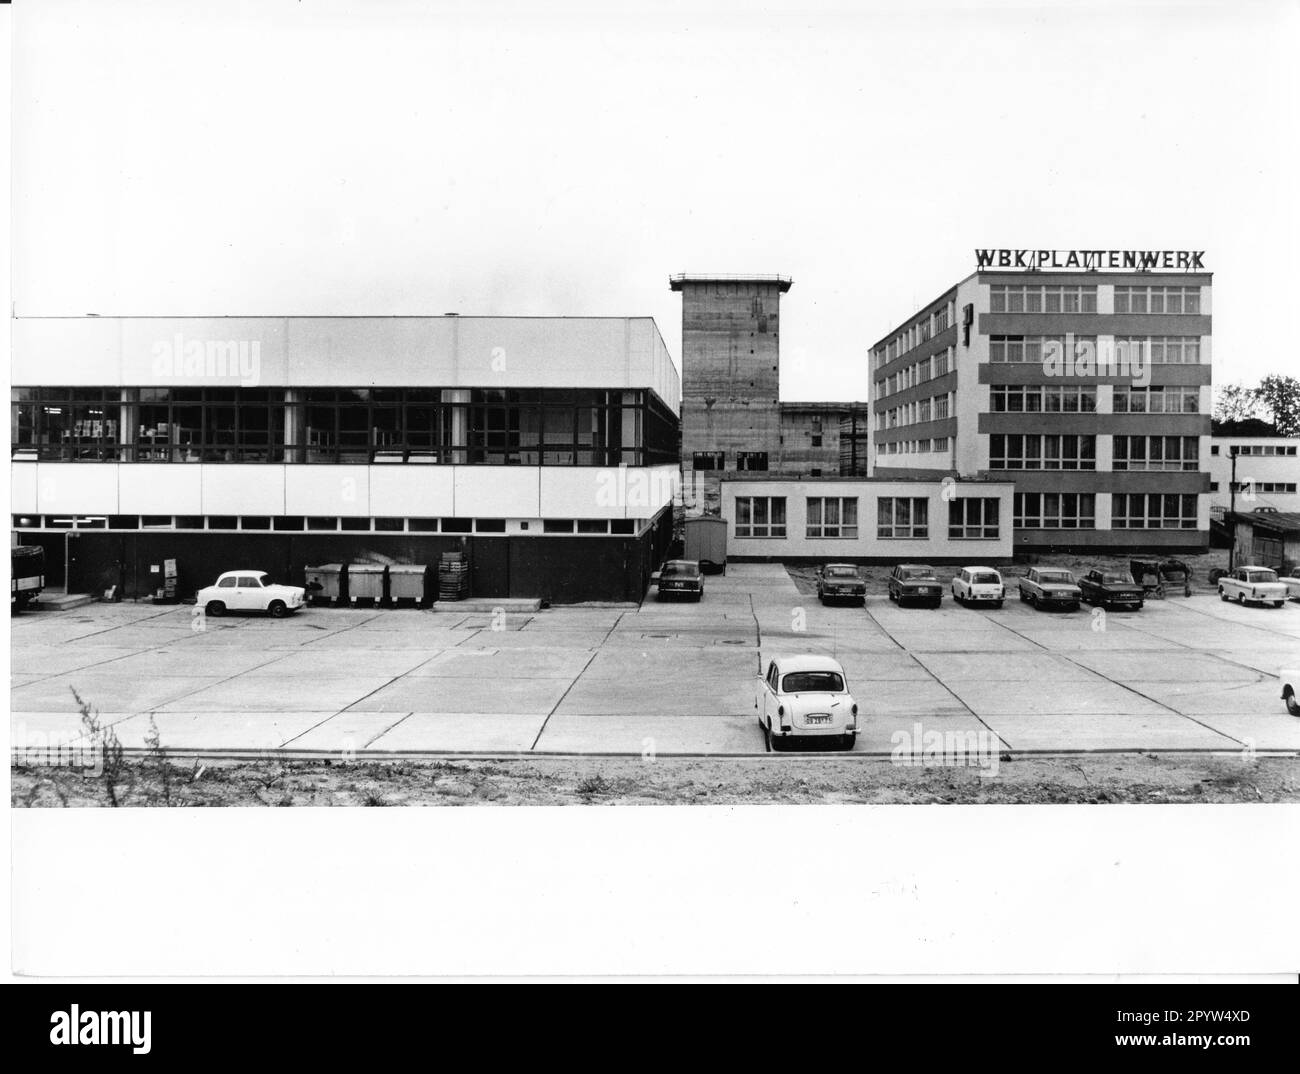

[11,750,1299,806]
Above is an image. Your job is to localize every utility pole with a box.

[1228,447,1238,570]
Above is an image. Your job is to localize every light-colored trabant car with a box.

[756,654,859,751]
[1018,567,1082,611]
[816,563,866,605]
[951,566,1005,608]
[1279,576,1300,601]
[1218,566,1288,608]
[1281,668,1300,716]
[196,571,306,618]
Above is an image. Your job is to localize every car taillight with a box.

[777,705,784,718]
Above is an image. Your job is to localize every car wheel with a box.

[931,597,942,609]
[268,600,287,618]
[994,600,1003,609]
[840,734,856,751]
[205,600,226,617]
[1219,588,1228,602]
[1018,589,1027,603]
[1237,593,1245,604]
[769,730,789,752]
[693,592,702,603]
[762,720,772,752]
[1274,601,1285,609]
[1288,693,1300,718]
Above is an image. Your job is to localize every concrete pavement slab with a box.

[107,710,336,750]
[241,649,442,678]
[948,679,1170,717]
[409,649,592,679]
[347,675,572,715]
[855,679,973,719]
[9,645,145,677]
[1066,651,1265,683]
[980,712,1241,751]
[12,674,226,714]
[452,630,609,650]
[852,711,1009,754]
[82,648,295,678]
[1121,678,1284,716]
[365,712,547,751]
[534,713,759,754]
[1189,713,1300,750]
[915,652,1099,682]
[280,711,415,751]
[156,675,397,713]
[878,629,1043,653]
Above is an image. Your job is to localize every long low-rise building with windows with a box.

[10,315,681,602]
[869,252,1213,552]
[720,477,1015,561]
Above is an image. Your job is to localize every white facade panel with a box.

[119,465,203,515]
[453,466,540,518]
[33,463,120,515]
[10,463,38,513]
[538,464,677,520]
[201,465,286,516]
[285,465,371,517]
[367,467,456,517]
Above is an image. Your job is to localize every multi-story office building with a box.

[670,274,867,510]
[10,315,680,602]
[869,252,1213,551]
[1209,436,1300,516]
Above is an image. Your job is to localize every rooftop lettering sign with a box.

[976,249,1206,271]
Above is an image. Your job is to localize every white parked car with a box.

[196,571,306,618]
[1018,567,1082,611]
[756,654,859,751]
[952,566,1005,608]
[1278,576,1300,601]
[1217,566,1288,608]
[1281,668,1300,716]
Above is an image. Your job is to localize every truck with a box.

[11,543,45,611]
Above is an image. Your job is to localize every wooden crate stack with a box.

[438,551,470,601]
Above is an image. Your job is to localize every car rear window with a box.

[971,572,1000,585]
[781,671,845,693]
[1101,573,1130,584]
[826,567,858,578]
[901,568,935,580]
[1038,571,1073,584]
[662,562,700,578]
[1246,570,1279,583]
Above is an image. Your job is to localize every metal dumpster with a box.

[388,563,430,606]
[348,563,387,604]
[305,563,346,604]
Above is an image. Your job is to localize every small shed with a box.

[683,516,728,574]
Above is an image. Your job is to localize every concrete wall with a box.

[720,478,1015,561]
[12,462,680,521]
[11,316,681,414]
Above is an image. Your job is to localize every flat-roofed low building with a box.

[1209,436,1300,517]
[720,476,1014,562]
[10,314,681,602]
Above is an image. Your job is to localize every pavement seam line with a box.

[528,647,601,751]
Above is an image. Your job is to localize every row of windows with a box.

[988,335,1202,364]
[690,451,773,472]
[10,514,643,535]
[881,393,952,430]
[734,496,1001,540]
[989,434,1097,470]
[878,437,951,456]
[1113,286,1201,315]
[1014,492,1095,529]
[874,301,959,368]
[874,348,953,398]
[991,385,1098,413]
[1211,443,1299,457]
[11,386,678,467]
[1112,436,1201,471]
[1209,481,1298,494]
[1111,493,1200,528]
[989,284,1097,314]
[1113,386,1201,413]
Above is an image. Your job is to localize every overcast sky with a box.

[12,0,1300,399]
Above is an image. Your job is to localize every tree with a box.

[1213,383,1261,424]
[1255,375,1300,437]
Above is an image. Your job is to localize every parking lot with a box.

[10,563,1300,757]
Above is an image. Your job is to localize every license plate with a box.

[805,714,831,725]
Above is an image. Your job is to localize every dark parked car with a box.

[656,559,704,602]
[888,564,943,608]
[1079,569,1145,610]
[816,563,866,605]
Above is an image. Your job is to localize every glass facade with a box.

[12,387,679,467]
